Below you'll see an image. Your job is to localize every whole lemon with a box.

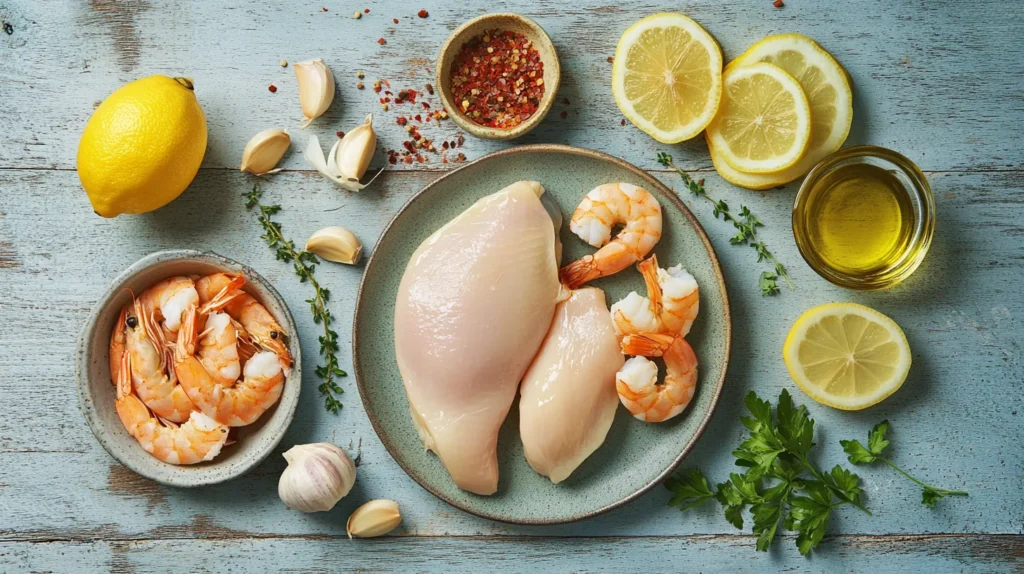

[77,75,207,217]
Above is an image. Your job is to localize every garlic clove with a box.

[334,114,377,181]
[240,128,291,175]
[294,58,335,128]
[278,443,357,513]
[305,226,363,265]
[303,134,383,192]
[346,499,402,539]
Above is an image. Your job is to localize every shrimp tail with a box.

[559,255,598,289]
[621,332,676,357]
[638,255,662,313]
[199,274,246,315]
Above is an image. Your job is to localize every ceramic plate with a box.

[354,145,731,524]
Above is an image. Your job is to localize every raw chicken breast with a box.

[520,287,624,483]
[395,181,562,495]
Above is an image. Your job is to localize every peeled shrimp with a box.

[640,254,699,337]
[195,273,293,368]
[197,311,241,387]
[112,342,228,465]
[616,332,698,422]
[126,299,196,422]
[559,183,662,289]
[135,276,200,370]
[175,307,285,426]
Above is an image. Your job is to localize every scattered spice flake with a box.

[450,29,545,129]
[606,56,614,64]
[322,6,328,12]
[383,79,391,88]
[373,81,382,93]
[773,0,784,6]
[442,141,450,150]
[456,152,467,162]
[280,60,288,67]
[364,8,370,13]
[396,116,407,126]
[353,11,361,19]
[415,114,423,122]
[560,111,568,119]
[336,130,345,138]
[418,9,429,18]
[621,119,626,126]
[405,155,413,164]
[356,82,365,89]
[268,84,277,93]
[393,18,399,23]
[425,83,434,95]
[562,97,570,105]
[377,37,386,45]
[357,71,365,78]
[457,135,465,147]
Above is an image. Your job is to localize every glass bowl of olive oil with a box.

[793,146,935,290]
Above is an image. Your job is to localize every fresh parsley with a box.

[666,390,967,555]
[245,186,345,413]
[841,421,968,507]
[656,152,794,296]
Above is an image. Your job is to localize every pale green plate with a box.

[354,145,731,524]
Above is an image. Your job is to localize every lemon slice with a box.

[612,13,723,144]
[783,303,911,410]
[706,62,810,173]
[714,34,853,189]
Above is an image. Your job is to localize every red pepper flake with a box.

[383,79,391,88]
[560,111,568,119]
[442,141,450,150]
[396,116,408,126]
[415,114,423,122]
[620,119,626,126]
[268,84,277,93]
[373,81,382,93]
[364,8,370,13]
[562,97,571,105]
[422,102,431,110]
[377,37,386,45]
[322,6,328,11]
[389,154,398,165]
[404,155,413,164]
[773,0,784,6]
[457,135,465,147]
[356,82,365,89]
[417,9,428,18]
[449,29,545,129]
[456,152,466,162]
[336,130,345,138]
[606,56,614,64]
[425,83,434,95]
[416,154,425,163]
[393,18,399,24]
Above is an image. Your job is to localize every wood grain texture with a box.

[1,0,1023,570]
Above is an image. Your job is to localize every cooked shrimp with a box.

[639,254,700,337]
[197,311,241,387]
[616,332,698,423]
[610,292,660,338]
[137,276,200,369]
[113,351,229,465]
[195,273,293,368]
[126,299,196,422]
[109,306,130,385]
[559,183,662,289]
[175,307,285,426]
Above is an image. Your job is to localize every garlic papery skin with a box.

[278,443,356,513]
[294,58,335,128]
[240,128,291,175]
[305,226,363,265]
[335,114,376,181]
[346,499,402,539]
[304,131,383,192]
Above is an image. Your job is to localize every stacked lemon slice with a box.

[708,34,853,189]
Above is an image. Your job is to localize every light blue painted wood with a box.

[0,0,1022,571]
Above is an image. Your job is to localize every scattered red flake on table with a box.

[404,155,413,164]
[422,102,431,110]
[377,37,386,45]
[620,119,626,126]
[606,56,614,64]
[425,83,434,95]
[773,0,784,6]
[364,8,370,13]
[393,18,399,23]
[457,135,465,146]
[560,111,567,119]
[396,116,407,126]
[562,97,570,105]
[449,29,545,129]
[322,7,328,12]
[418,9,428,18]
[456,152,466,162]
[415,114,423,122]
[268,84,277,93]
[336,130,345,138]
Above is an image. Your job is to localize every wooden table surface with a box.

[2,1,1022,572]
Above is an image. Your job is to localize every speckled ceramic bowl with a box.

[354,145,731,524]
[76,250,301,487]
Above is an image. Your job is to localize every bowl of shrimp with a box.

[76,250,301,486]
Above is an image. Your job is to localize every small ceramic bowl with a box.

[76,250,301,487]
[435,13,561,140]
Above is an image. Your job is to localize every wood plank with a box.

[1,0,1022,172]
[2,534,1021,572]
[0,168,1020,540]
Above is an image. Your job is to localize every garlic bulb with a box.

[303,115,381,192]
[347,499,402,539]
[305,226,363,265]
[294,58,335,128]
[240,128,290,175]
[278,443,356,513]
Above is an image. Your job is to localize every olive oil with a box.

[802,163,914,274]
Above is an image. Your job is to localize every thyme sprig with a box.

[245,186,345,413]
[657,152,794,295]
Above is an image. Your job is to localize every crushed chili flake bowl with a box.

[436,13,561,140]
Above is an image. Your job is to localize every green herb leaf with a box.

[759,272,780,296]
[840,439,877,464]
[868,420,891,455]
[665,468,717,512]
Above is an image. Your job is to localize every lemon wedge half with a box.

[612,13,723,144]
[783,303,911,411]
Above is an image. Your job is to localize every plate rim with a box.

[353,143,732,524]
